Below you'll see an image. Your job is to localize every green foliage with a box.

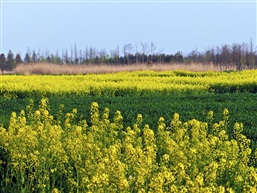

[0,100,256,192]
[2,92,257,148]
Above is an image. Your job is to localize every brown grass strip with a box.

[14,63,236,75]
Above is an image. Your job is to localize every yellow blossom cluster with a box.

[0,99,256,192]
[1,70,257,97]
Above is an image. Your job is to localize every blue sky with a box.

[0,0,256,57]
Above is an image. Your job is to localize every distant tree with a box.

[38,55,46,63]
[122,45,127,64]
[0,53,6,73]
[221,44,231,65]
[85,47,89,63]
[141,42,149,63]
[32,51,38,63]
[150,42,156,62]
[204,48,215,64]
[99,48,107,64]
[174,51,183,63]
[70,46,74,64]
[123,43,134,64]
[63,50,70,64]
[15,53,23,64]
[231,43,241,68]
[89,47,97,63]
[36,49,46,63]
[44,49,50,61]
[74,44,78,64]
[110,45,120,64]
[51,52,62,64]
[6,50,16,70]
[249,38,255,68]
[134,43,140,64]
[240,43,248,69]
[37,49,42,61]
[188,49,200,63]
[53,51,62,64]
[157,49,164,63]
[79,49,83,64]
[46,56,51,63]
[24,53,31,63]
[2,41,256,68]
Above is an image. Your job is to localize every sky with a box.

[0,0,256,57]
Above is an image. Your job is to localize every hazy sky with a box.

[0,0,256,56]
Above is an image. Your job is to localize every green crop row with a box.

[1,93,257,146]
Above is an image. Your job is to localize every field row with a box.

[1,93,257,147]
[1,70,257,96]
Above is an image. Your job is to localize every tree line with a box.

[0,40,256,72]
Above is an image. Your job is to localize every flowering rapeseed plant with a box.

[0,100,256,192]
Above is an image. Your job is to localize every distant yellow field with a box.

[1,70,257,96]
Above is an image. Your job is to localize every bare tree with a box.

[89,47,97,62]
[85,47,89,62]
[70,46,74,64]
[158,49,164,63]
[110,45,119,64]
[44,49,50,62]
[123,43,134,64]
[64,50,69,64]
[141,42,149,63]
[122,44,127,64]
[204,48,215,64]
[99,48,107,64]
[249,38,255,68]
[134,43,140,64]
[79,49,83,64]
[150,42,156,62]
[74,44,78,64]
[240,43,248,69]
[231,43,241,68]
[221,44,231,67]
[189,49,200,63]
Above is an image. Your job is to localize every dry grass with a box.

[14,63,236,75]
